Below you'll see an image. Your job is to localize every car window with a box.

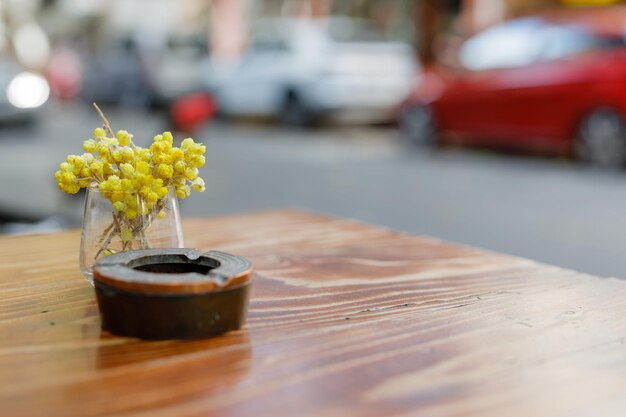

[545,26,626,60]
[166,35,208,58]
[460,18,546,71]
[460,18,626,71]
[326,19,387,43]
[542,26,601,60]
[250,35,290,53]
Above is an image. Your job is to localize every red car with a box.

[401,9,626,166]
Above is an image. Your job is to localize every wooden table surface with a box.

[2,210,626,417]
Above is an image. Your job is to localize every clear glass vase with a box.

[79,184,184,284]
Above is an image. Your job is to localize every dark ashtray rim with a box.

[93,248,253,295]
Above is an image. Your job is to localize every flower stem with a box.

[93,103,115,138]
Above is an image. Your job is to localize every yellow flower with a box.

[170,148,184,161]
[150,141,165,154]
[121,178,133,190]
[146,192,159,204]
[188,155,205,168]
[62,183,80,194]
[176,185,190,199]
[120,163,135,177]
[103,163,117,175]
[162,131,173,145]
[184,167,199,181]
[139,185,151,198]
[120,147,134,162]
[116,130,132,146]
[96,142,109,156]
[83,139,97,152]
[173,160,186,174]
[192,177,205,192]
[156,164,173,179]
[182,139,206,156]
[61,172,76,185]
[67,155,84,169]
[152,152,172,165]
[54,169,80,195]
[136,161,150,175]
[156,186,168,198]
[82,153,94,164]
[56,117,207,209]
[108,175,121,186]
[90,161,103,177]
[181,138,195,150]
[172,177,186,187]
[138,175,153,187]
[136,148,151,162]
[125,194,138,208]
[111,191,124,202]
[111,150,123,163]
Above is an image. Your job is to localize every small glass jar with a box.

[79,184,184,284]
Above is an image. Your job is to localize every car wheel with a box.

[402,105,437,147]
[279,92,310,127]
[576,108,626,168]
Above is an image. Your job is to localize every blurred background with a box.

[3,0,626,278]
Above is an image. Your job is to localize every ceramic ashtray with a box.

[93,248,252,340]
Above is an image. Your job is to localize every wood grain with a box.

[1,209,626,417]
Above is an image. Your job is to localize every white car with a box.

[211,18,418,125]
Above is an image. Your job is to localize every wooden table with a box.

[2,210,626,417]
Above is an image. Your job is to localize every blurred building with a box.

[209,0,418,58]
[417,0,626,64]
[3,0,626,98]
[459,0,626,34]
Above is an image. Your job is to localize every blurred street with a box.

[3,0,626,282]
[3,103,626,279]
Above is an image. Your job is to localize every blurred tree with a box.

[413,0,462,65]
[416,0,441,64]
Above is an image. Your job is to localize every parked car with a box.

[0,58,48,125]
[151,33,209,108]
[212,18,418,125]
[80,37,153,107]
[81,34,207,109]
[401,9,626,167]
